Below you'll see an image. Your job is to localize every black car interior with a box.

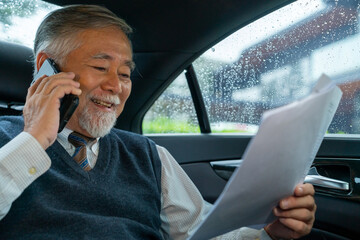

[0,0,293,131]
[1,0,360,239]
[0,41,33,115]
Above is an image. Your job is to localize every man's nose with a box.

[102,72,121,94]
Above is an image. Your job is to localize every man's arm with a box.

[157,145,210,239]
[0,60,81,220]
[0,132,51,220]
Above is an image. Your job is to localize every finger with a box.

[279,194,315,210]
[294,183,315,197]
[50,84,82,99]
[36,72,76,95]
[42,78,80,96]
[279,217,313,237]
[27,75,48,101]
[274,207,314,222]
[265,221,295,240]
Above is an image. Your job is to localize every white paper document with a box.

[189,74,343,240]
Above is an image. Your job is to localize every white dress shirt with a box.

[0,130,271,240]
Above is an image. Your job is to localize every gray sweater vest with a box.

[0,116,162,239]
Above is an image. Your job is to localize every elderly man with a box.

[0,5,315,239]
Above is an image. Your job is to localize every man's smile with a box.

[91,98,114,108]
[89,95,120,112]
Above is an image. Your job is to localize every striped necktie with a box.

[68,132,95,171]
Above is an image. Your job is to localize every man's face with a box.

[62,27,133,137]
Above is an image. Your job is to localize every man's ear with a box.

[36,52,50,72]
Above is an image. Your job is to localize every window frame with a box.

[185,64,211,133]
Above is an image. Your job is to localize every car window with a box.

[0,0,59,47]
[194,0,360,135]
[143,72,200,134]
[143,0,360,135]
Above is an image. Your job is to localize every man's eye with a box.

[93,66,106,71]
[119,73,130,79]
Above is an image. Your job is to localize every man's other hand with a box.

[264,183,316,239]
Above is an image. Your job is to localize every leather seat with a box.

[0,41,33,115]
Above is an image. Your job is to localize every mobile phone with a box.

[32,59,79,133]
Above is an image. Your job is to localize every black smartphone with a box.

[32,59,79,133]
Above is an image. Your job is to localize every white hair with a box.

[33,4,133,74]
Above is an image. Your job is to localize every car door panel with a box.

[149,135,360,239]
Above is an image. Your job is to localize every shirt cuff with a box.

[0,132,51,191]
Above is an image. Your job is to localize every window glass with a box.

[194,0,360,134]
[0,0,59,47]
[142,72,200,134]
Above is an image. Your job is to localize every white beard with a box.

[78,94,120,138]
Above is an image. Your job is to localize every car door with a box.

[144,0,360,239]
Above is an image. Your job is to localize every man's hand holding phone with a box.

[23,59,81,150]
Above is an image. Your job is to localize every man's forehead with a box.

[78,27,132,51]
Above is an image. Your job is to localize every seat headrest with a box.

[0,41,33,104]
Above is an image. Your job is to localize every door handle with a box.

[210,160,242,180]
[210,159,242,170]
[304,167,349,191]
[211,161,350,191]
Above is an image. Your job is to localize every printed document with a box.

[189,74,343,240]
